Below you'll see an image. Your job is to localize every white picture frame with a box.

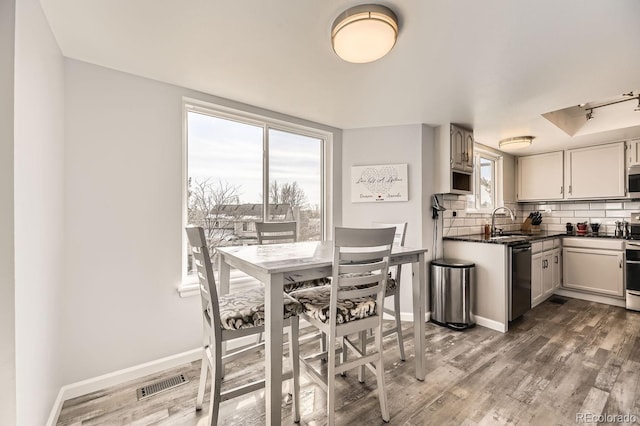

[351,163,408,203]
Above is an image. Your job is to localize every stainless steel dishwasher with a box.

[509,243,532,321]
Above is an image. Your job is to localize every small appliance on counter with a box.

[590,222,601,235]
[566,222,574,235]
[576,222,588,235]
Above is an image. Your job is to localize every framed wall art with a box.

[351,163,408,203]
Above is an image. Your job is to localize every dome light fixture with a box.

[499,136,535,150]
[331,4,399,64]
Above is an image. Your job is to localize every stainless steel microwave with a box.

[629,165,640,198]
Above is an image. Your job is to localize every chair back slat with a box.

[255,221,297,244]
[339,260,387,276]
[332,227,394,317]
[186,226,222,332]
[372,222,407,281]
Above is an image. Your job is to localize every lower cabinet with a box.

[532,240,562,307]
[563,247,624,297]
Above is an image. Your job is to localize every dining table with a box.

[216,240,428,425]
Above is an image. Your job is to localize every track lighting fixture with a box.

[586,109,594,120]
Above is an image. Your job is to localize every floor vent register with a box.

[136,374,188,400]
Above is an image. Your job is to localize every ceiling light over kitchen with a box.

[499,136,535,150]
[331,4,398,64]
[586,109,594,120]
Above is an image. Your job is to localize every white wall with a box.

[62,59,342,383]
[0,0,16,424]
[342,124,436,314]
[13,0,66,424]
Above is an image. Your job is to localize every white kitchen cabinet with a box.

[563,245,624,297]
[532,239,561,307]
[551,248,561,291]
[532,251,544,307]
[451,124,474,173]
[565,142,626,199]
[628,139,640,166]
[517,151,564,201]
[435,123,474,194]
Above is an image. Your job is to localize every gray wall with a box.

[0,0,16,423]
[341,124,436,315]
[14,0,66,423]
[62,59,343,384]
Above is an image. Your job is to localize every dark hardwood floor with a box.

[57,298,640,425]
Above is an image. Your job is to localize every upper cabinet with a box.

[628,139,640,166]
[516,141,627,201]
[517,151,564,201]
[451,125,474,173]
[565,142,626,199]
[435,123,474,195]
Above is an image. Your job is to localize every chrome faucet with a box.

[491,206,516,236]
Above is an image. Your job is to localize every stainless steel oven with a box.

[626,213,640,311]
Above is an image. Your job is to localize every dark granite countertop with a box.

[444,231,626,246]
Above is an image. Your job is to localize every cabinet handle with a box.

[560,186,563,194]
[554,256,558,264]
[569,185,572,194]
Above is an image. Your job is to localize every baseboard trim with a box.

[554,289,626,308]
[46,310,435,425]
[473,315,507,333]
[46,348,201,426]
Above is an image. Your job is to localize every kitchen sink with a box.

[489,235,530,243]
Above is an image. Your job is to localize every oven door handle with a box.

[627,242,640,248]
[628,290,640,297]
[626,260,640,264]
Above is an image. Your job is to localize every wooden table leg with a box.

[265,273,284,425]
[412,252,426,381]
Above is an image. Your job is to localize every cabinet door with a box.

[629,139,640,166]
[517,151,564,201]
[562,247,624,297]
[451,125,466,171]
[542,252,553,298]
[565,142,626,199]
[551,248,561,290]
[464,130,474,172]
[532,252,544,307]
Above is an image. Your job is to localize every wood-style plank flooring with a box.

[57,298,640,425]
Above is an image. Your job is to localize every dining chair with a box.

[186,226,302,425]
[289,226,396,425]
[255,221,330,293]
[372,221,408,361]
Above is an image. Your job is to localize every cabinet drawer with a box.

[532,242,543,254]
[542,240,554,251]
[562,237,624,250]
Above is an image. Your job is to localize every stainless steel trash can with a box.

[431,258,475,330]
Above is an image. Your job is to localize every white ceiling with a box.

[40,0,640,154]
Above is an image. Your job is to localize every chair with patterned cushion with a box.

[255,221,330,293]
[372,221,408,361]
[290,226,395,425]
[186,226,301,425]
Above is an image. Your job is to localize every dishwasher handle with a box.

[512,245,532,254]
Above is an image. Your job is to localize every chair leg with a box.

[394,294,406,361]
[320,331,327,358]
[289,318,301,423]
[209,343,223,425]
[358,330,366,383]
[195,349,208,411]
[327,332,337,426]
[340,336,347,377]
[374,327,390,423]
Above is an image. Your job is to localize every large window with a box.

[467,147,502,212]
[184,102,326,278]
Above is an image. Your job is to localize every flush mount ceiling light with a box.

[331,4,399,64]
[499,136,535,150]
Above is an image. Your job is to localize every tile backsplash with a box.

[441,194,640,236]
[441,194,521,237]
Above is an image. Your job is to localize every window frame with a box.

[467,146,504,213]
[180,98,331,292]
